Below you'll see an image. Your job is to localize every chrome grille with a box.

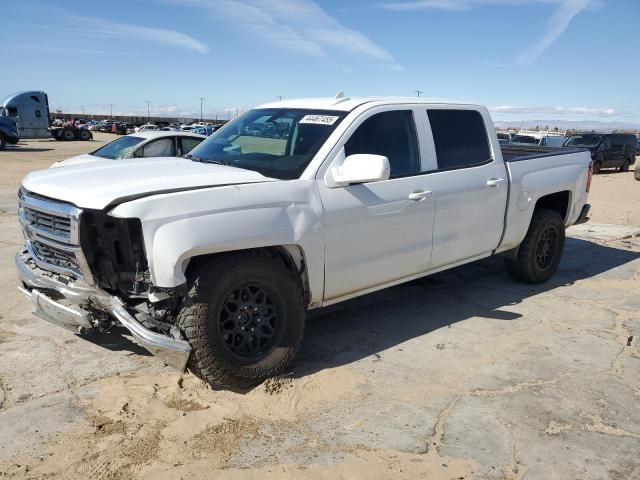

[18,188,93,283]
[30,239,79,271]
[23,206,72,241]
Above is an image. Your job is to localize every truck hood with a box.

[22,157,277,210]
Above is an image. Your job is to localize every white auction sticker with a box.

[299,115,340,125]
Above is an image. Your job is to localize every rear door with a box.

[425,108,508,269]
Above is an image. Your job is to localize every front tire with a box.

[0,134,5,150]
[79,129,91,141]
[620,160,630,172]
[177,252,306,389]
[505,209,565,284]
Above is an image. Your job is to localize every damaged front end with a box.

[15,188,191,370]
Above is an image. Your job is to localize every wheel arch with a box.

[184,245,313,307]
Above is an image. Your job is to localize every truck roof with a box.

[257,96,479,112]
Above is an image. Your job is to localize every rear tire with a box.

[593,161,601,174]
[62,128,76,141]
[620,160,630,172]
[176,252,306,389]
[505,209,565,284]
[0,134,5,150]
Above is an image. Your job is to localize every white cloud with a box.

[69,15,209,54]
[381,0,598,65]
[176,0,394,61]
[515,0,590,65]
[491,105,621,116]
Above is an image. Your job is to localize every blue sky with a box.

[2,0,639,125]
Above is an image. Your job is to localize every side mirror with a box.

[325,154,390,188]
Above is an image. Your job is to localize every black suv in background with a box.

[564,133,637,173]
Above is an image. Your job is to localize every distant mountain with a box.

[492,119,640,132]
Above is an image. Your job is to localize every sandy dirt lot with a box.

[0,136,638,479]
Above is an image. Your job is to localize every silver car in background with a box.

[51,131,206,168]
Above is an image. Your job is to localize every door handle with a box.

[486,178,505,187]
[408,190,433,201]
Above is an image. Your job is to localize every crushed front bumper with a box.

[15,249,192,371]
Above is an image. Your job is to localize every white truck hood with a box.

[22,157,277,210]
[50,153,101,168]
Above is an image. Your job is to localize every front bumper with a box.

[15,249,191,371]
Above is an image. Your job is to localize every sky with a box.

[1,0,639,126]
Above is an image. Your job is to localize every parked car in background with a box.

[51,131,206,167]
[17,96,592,388]
[0,115,20,149]
[135,124,159,133]
[509,131,565,147]
[564,133,637,173]
[496,132,511,144]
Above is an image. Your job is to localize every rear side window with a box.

[179,136,204,155]
[428,109,491,170]
[345,110,420,177]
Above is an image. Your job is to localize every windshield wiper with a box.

[184,153,229,166]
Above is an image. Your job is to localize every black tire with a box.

[176,252,306,389]
[593,161,601,174]
[62,128,76,141]
[79,129,91,141]
[505,209,565,284]
[0,134,5,150]
[620,160,630,172]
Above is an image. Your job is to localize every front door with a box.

[318,109,435,301]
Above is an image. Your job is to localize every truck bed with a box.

[500,144,587,162]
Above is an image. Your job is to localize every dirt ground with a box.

[0,136,639,479]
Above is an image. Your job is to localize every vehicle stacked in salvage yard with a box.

[0,106,639,479]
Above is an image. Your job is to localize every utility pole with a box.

[276,95,284,101]
[199,97,205,122]
[81,105,85,116]
[414,90,423,97]
[109,103,114,119]
[236,107,239,118]
[145,100,151,122]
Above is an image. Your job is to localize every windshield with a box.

[92,136,145,159]
[510,135,539,145]
[564,135,603,148]
[186,108,347,180]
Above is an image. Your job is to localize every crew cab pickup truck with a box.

[15,97,592,388]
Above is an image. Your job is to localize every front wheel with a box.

[620,160,630,172]
[0,134,5,150]
[177,252,306,389]
[505,209,565,284]
[79,129,91,141]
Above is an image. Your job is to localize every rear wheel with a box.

[62,128,76,141]
[505,209,565,284]
[176,252,306,389]
[0,134,5,150]
[620,160,630,172]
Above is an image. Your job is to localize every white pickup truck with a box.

[16,96,592,388]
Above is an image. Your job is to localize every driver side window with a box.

[344,110,420,178]
[140,138,175,157]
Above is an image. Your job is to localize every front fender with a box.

[109,180,325,304]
